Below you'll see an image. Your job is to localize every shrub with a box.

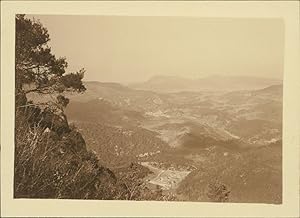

[206,179,230,202]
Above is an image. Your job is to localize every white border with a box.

[1,1,300,217]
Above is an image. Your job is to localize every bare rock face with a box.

[40,110,70,135]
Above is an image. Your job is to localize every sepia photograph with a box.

[14,14,284,204]
[1,1,300,217]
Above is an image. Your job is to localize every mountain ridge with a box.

[129,75,282,93]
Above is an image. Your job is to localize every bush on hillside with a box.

[206,180,230,202]
[14,108,119,199]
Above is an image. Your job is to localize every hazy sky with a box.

[28,15,284,83]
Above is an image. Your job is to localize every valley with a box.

[64,75,283,204]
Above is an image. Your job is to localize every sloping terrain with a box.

[63,79,282,203]
[66,99,144,127]
[69,121,171,168]
[67,81,170,112]
[177,141,282,204]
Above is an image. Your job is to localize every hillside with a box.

[67,81,170,112]
[66,99,144,127]
[65,82,283,148]
[62,80,282,203]
[15,92,172,201]
[177,141,282,203]
[70,121,172,168]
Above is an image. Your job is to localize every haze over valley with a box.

[64,75,282,203]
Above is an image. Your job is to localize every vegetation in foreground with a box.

[14,15,174,201]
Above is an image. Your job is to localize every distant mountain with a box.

[253,84,283,96]
[129,75,282,93]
